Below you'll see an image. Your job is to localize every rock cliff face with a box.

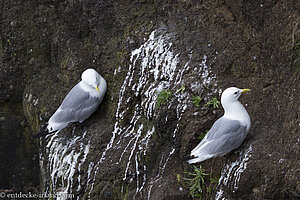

[1,0,299,199]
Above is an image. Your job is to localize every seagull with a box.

[187,87,251,164]
[34,68,107,137]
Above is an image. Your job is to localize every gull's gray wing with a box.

[206,117,246,140]
[191,117,247,156]
[50,83,100,124]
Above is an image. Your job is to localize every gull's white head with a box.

[81,68,101,93]
[221,87,251,128]
[221,87,251,112]
[221,87,251,105]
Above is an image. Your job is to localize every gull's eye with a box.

[234,91,238,95]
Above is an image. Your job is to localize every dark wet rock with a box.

[0,0,300,199]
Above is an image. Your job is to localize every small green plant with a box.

[177,166,220,199]
[197,130,208,140]
[156,89,172,108]
[182,166,209,198]
[207,176,219,194]
[192,96,203,107]
[197,134,205,140]
[205,97,220,108]
[176,173,181,182]
[176,85,186,94]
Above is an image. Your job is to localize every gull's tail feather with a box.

[190,136,209,154]
[187,154,213,164]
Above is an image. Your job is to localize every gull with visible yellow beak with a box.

[187,87,251,164]
[38,68,107,135]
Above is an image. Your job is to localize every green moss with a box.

[24,102,41,132]
[113,183,130,200]
[156,89,172,108]
[0,102,39,191]
[0,102,10,112]
[90,182,106,199]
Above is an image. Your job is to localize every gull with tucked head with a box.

[35,68,107,137]
[187,87,251,164]
[47,68,107,133]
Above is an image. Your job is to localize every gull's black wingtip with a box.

[32,130,48,138]
[32,124,50,139]
[181,154,196,162]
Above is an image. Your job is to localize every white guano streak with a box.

[45,131,90,199]
[89,30,218,199]
[215,145,252,200]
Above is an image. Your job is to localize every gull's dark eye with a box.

[234,91,238,95]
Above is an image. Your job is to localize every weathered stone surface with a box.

[0,0,299,199]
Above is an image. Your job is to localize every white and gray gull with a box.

[187,87,251,164]
[40,68,107,135]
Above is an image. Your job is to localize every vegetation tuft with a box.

[192,96,203,107]
[177,166,219,199]
[176,85,186,94]
[197,130,208,141]
[205,97,220,108]
[156,89,172,108]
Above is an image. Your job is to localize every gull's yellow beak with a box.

[241,89,251,94]
[95,86,100,94]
